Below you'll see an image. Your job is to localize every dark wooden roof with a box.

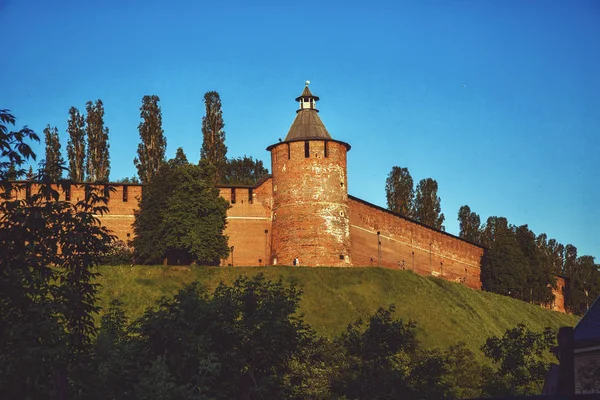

[573,295,600,348]
[295,85,319,101]
[284,108,332,141]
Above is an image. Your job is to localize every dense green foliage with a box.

[1,110,114,399]
[481,324,556,395]
[413,177,445,230]
[221,155,269,185]
[385,165,414,217]
[134,94,166,184]
[133,148,230,265]
[42,124,64,180]
[458,204,481,243]
[201,91,227,181]
[458,203,600,314]
[85,99,110,182]
[66,106,86,181]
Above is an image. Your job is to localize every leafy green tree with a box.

[200,91,227,181]
[444,342,493,399]
[515,225,554,304]
[133,148,230,265]
[26,165,36,181]
[0,110,113,399]
[566,255,600,314]
[564,244,578,277]
[481,217,528,298]
[481,324,556,396]
[42,124,64,180]
[134,95,166,184]
[66,106,86,181]
[87,275,313,399]
[85,99,110,182]
[385,166,414,217]
[332,306,452,400]
[0,109,38,182]
[413,178,445,230]
[221,155,269,185]
[457,205,481,243]
[548,239,565,275]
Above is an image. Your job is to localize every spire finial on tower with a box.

[305,80,310,87]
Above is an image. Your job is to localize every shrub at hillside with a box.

[132,148,230,265]
[1,109,114,399]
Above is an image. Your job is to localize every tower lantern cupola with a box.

[296,80,319,112]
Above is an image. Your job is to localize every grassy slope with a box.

[96,265,579,361]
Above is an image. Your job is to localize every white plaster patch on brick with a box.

[320,203,350,245]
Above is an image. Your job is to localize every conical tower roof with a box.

[284,82,332,141]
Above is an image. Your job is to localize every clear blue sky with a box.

[1,0,598,259]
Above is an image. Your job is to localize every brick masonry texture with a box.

[348,196,483,289]
[270,140,351,267]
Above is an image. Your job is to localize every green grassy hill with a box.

[96,265,578,361]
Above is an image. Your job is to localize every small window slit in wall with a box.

[304,141,310,158]
[231,188,236,204]
[248,188,253,204]
[287,143,291,159]
[324,141,328,157]
[25,184,31,199]
[123,185,128,202]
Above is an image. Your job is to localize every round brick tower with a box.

[267,83,351,266]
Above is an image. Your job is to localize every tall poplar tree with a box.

[42,125,63,181]
[85,99,110,182]
[134,95,166,183]
[413,178,445,230]
[200,91,227,180]
[66,106,86,181]
[457,205,481,243]
[385,166,414,217]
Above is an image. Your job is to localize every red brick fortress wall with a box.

[269,140,351,266]
[218,178,273,267]
[348,196,484,289]
[7,182,141,242]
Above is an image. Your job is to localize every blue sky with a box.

[1,0,599,259]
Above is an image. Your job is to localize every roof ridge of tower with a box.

[285,83,331,142]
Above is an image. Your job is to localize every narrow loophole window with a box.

[231,188,236,204]
[324,141,328,158]
[123,185,128,202]
[304,141,310,158]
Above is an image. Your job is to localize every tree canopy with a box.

[132,148,230,265]
[85,99,110,182]
[413,178,445,230]
[66,106,86,181]
[42,124,64,180]
[221,155,269,185]
[134,94,166,184]
[385,166,414,217]
[1,109,113,398]
[200,91,227,181]
[457,205,481,243]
